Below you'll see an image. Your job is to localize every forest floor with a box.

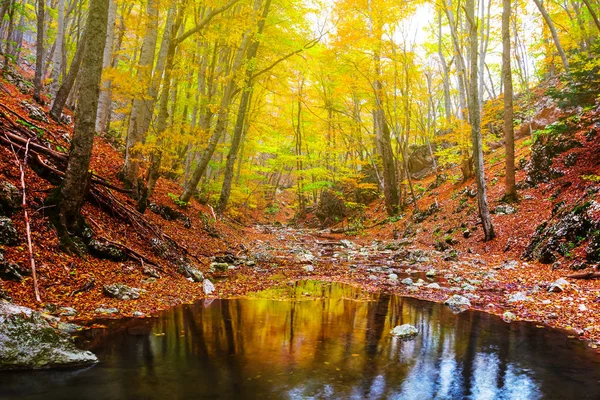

[1,67,600,350]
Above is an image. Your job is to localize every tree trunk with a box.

[582,0,600,33]
[50,23,88,121]
[49,0,65,98]
[503,0,516,201]
[532,0,571,75]
[466,0,495,241]
[95,0,117,133]
[217,0,271,214]
[33,0,45,103]
[122,0,159,190]
[53,0,109,246]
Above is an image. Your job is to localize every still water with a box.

[1,281,600,399]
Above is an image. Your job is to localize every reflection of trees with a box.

[35,282,600,400]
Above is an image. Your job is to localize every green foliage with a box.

[168,193,189,208]
[532,121,569,142]
[581,174,600,183]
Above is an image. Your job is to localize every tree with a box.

[217,0,272,214]
[532,0,571,76]
[49,0,65,98]
[466,0,495,241]
[502,0,516,201]
[95,0,117,133]
[50,0,109,250]
[33,0,45,104]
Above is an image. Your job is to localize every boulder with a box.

[95,307,119,315]
[103,284,141,300]
[548,278,570,293]
[390,324,418,339]
[209,262,229,273]
[401,278,413,286]
[444,295,471,313]
[388,273,398,281]
[502,311,517,323]
[203,279,215,295]
[58,307,77,317]
[0,261,24,282]
[87,240,128,262]
[178,262,204,282]
[493,205,516,215]
[0,182,21,216]
[0,302,97,370]
[316,189,346,225]
[20,101,49,123]
[425,283,441,290]
[0,217,18,246]
[425,269,437,278]
[303,265,315,273]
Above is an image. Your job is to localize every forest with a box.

[1,0,600,398]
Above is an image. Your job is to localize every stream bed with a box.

[1,281,600,399]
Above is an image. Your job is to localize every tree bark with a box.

[95,0,117,133]
[49,0,65,98]
[503,0,516,201]
[466,0,495,241]
[122,0,159,190]
[33,0,45,103]
[54,0,109,240]
[582,0,600,33]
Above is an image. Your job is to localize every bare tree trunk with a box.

[122,0,159,189]
[466,0,495,241]
[33,0,45,103]
[532,0,571,75]
[51,0,109,250]
[95,0,117,133]
[582,0,600,33]
[49,29,86,121]
[503,0,516,201]
[49,0,65,98]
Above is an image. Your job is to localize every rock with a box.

[493,205,516,215]
[388,273,398,280]
[103,284,141,300]
[87,240,128,262]
[502,311,517,323]
[150,238,168,257]
[340,240,355,248]
[179,262,204,282]
[0,217,18,246]
[56,322,84,334]
[132,311,145,318]
[507,292,532,303]
[578,304,588,312]
[390,324,418,339]
[500,260,518,270]
[95,307,119,315]
[413,202,440,223]
[548,278,570,293]
[0,302,97,370]
[461,283,476,292]
[148,203,191,228]
[444,295,471,313]
[463,230,471,239]
[401,278,413,286]
[143,265,161,279]
[58,307,77,317]
[20,101,49,123]
[0,182,21,216]
[426,283,441,290]
[443,249,459,262]
[203,279,215,295]
[0,261,24,282]
[425,268,437,277]
[303,265,315,273]
[253,251,273,263]
[295,250,315,263]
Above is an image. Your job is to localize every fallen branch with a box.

[9,138,41,302]
[566,272,600,280]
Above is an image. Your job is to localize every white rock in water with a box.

[444,295,471,313]
[203,279,215,295]
[503,311,517,323]
[426,283,441,290]
[390,324,418,339]
[401,278,414,286]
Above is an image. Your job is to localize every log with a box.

[566,272,600,280]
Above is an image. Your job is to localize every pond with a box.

[1,281,600,399]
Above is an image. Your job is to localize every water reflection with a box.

[1,281,600,399]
